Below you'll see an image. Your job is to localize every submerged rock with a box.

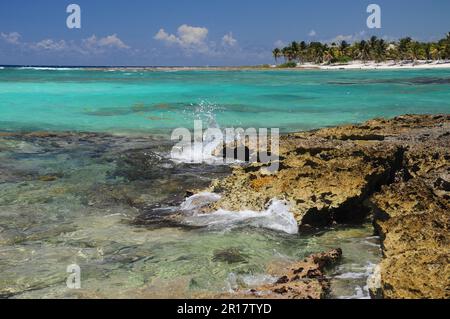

[198,114,449,299]
[225,249,342,299]
[212,248,248,264]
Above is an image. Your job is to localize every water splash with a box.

[181,193,299,235]
[172,100,236,164]
[183,99,222,128]
[180,192,221,211]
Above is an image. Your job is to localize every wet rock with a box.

[113,149,173,181]
[212,248,248,264]
[39,175,61,182]
[132,206,189,229]
[227,249,342,299]
[207,137,403,228]
[0,165,36,183]
[199,114,449,299]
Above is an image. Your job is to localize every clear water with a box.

[0,133,380,299]
[1,67,448,299]
[1,68,449,133]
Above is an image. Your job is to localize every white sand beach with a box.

[295,60,450,70]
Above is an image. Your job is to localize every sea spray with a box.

[181,193,299,235]
[180,192,222,211]
[172,100,230,164]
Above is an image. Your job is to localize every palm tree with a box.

[358,40,371,62]
[431,44,443,61]
[374,39,388,62]
[290,41,300,61]
[281,46,294,62]
[410,41,423,61]
[398,37,412,60]
[271,31,450,64]
[299,41,308,63]
[272,48,282,64]
[423,43,433,61]
[323,45,335,64]
[308,42,326,64]
[369,36,378,59]
[339,40,350,57]
[444,32,450,59]
[386,43,399,61]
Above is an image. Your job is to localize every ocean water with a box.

[0,132,380,299]
[0,67,449,133]
[0,67,448,299]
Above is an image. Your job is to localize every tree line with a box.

[272,33,450,66]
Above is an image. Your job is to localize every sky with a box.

[0,0,449,66]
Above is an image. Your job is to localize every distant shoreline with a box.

[2,60,450,71]
[307,60,450,70]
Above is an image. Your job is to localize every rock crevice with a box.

[201,114,449,299]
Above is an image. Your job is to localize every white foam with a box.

[339,286,368,299]
[16,67,78,71]
[171,100,239,165]
[226,273,278,291]
[180,192,221,211]
[336,262,378,299]
[240,274,279,287]
[182,195,299,235]
[171,137,225,165]
[335,272,366,279]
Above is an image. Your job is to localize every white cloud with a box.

[32,39,68,51]
[222,32,237,47]
[178,25,208,46]
[1,32,21,44]
[154,24,210,54]
[23,34,130,55]
[1,32,130,53]
[83,34,130,51]
[154,29,179,44]
[154,26,243,58]
[308,30,317,37]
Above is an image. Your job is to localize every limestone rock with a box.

[201,114,450,299]
[228,249,342,299]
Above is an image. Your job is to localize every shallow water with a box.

[0,68,449,133]
[0,133,380,299]
[5,67,445,298]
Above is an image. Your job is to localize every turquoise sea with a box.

[1,67,450,133]
[0,67,448,299]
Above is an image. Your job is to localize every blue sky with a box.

[0,0,449,66]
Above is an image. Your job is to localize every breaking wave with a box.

[181,193,299,235]
[16,67,79,71]
[171,100,234,164]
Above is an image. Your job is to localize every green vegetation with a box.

[272,33,450,65]
[277,61,297,68]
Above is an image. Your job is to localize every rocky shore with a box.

[0,114,447,299]
[223,249,343,299]
[200,114,449,299]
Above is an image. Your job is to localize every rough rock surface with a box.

[201,114,449,299]
[209,141,401,227]
[368,116,450,299]
[224,249,342,299]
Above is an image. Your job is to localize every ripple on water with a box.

[0,133,381,299]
